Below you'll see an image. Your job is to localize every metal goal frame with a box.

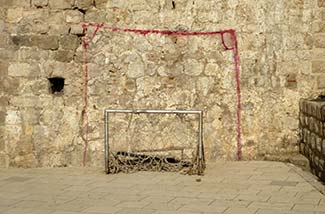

[104,109,205,175]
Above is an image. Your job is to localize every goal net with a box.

[104,109,205,175]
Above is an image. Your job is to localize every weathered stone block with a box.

[0,97,9,107]
[0,0,12,8]
[11,35,59,50]
[65,10,84,23]
[319,0,325,7]
[312,49,325,60]
[0,153,8,168]
[0,0,30,8]
[312,60,325,73]
[94,0,107,7]
[6,8,23,23]
[75,0,93,10]
[35,36,59,50]
[317,75,325,89]
[49,25,70,35]
[0,77,20,95]
[285,73,297,89]
[0,111,5,124]
[0,61,8,77]
[16,47,49,61]
[49,0,74,9]
[59,35,80,50]
[314,34,325,48]
[0,33,9,48]
[184,59,203,76]
[21,109,40,124]
[32,0,48,7]
[5,110,21,125]
[8,63,40,77]
[127,62,144,78]
[69,25,84,35]
[51,50,75,62]
[313,22,325,33]
[10,97,42,108]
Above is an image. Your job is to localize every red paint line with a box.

[81,24,89,166]
[81,23,242,165]
[82,22,234,36]
[230,31,242,161]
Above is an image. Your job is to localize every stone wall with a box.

[0,0,324,167]
[299,98,325,181]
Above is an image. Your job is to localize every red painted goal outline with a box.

[81,22,242,166]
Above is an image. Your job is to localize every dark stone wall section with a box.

[299,99,325,182]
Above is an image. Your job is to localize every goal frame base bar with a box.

[104,109,205,175]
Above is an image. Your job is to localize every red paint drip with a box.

[81,24,89,167]
[81,23,242,164]
[230,31,242,161]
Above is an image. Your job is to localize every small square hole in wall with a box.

[48,77,65,95]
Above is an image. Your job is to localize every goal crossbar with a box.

[104,109,205,175]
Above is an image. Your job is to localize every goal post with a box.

[104,109,205,175]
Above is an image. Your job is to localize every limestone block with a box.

[69,25,84,35]
[204,63,219,76]
[49,25,70,35]
[48,11,66,23]
[66,10,84,23]
[21,109,40,125]
[317,75,325,89]
[84,8,107,23]
[8,64,24,79]
[0,0,13,8]
[5,111,21,125]
[51,50,75,62]
[0,112,5,125]
[6,8,23,23]
[314,34,325,48]
[197,77,215,96]
[0,97,9,108]
[59,35,80,50]
[94,0,107,7]
[32,0,48,7]
[8,63,39,77]
[184,59,203,76]
[11,35,59,50]
[319,0,325,7]
[312,60,325,73]
[12,153,37,168]
[16,47,49,62]
[10,97,43,108]
[0,61,8,77]
[285,73,297,89]
[75,0,93,10]
[35,36,60,50]
[49,0,74,9]
[127,62,145,78]
[0,33,8,48]
[0,20,4,33]
[0,77,20,95]
[0,153,8,168]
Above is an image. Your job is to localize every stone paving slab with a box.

[0,161,324,214]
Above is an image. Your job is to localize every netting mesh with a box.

[106,112,204,175]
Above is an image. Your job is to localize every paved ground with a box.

[0,161,324,214]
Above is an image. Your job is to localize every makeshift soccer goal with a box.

[104,109,205,175]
